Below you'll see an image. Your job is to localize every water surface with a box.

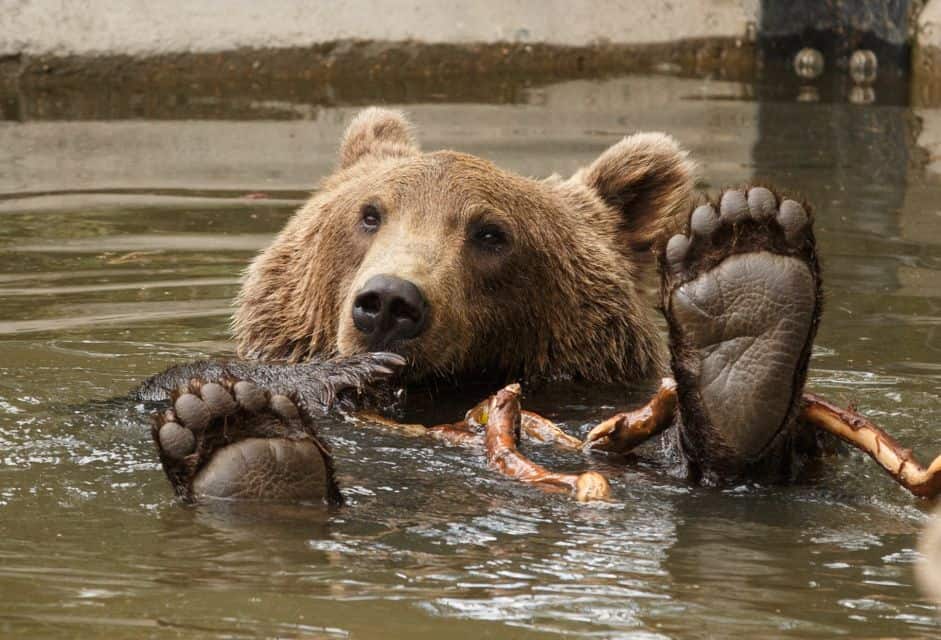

[1,71,940,638]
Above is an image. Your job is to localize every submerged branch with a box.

[801,392,941,499]
[484,384,611,502]
[583,378,678,453]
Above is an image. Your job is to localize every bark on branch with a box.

[801,392,941,499]
[484,384,610,502]
[583,378,678,453]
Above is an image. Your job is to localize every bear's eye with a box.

[470,224,509,252]
[360,204,382,233]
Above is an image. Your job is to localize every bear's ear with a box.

[577,132,696,255]
[338,107,419,169]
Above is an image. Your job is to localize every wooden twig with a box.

[519,411,585,449]
[583,378,678,453]
[426,420,484,447]
[801,392,941,499]
[349,411,427,436]
[464,398,584,450]
[359,394,586,451]
[485,384,610,502]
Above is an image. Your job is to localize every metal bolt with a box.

[849,49,878,85]
[794,47,824,80]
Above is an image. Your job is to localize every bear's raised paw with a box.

[153,379,342,505]
[663,186,822,478]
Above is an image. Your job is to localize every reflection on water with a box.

[0,71,940,638]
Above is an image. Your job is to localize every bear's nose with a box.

[352,275,428,347]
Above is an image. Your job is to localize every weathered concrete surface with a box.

[915,106,941,175]
[1,38,759,109]
[915,0,941,97]
[0,75,757,197]
[896,104,941,300]
[1,0,758,57]
[0,46,751,122]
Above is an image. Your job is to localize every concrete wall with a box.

[920,0,941,47]
[917,0,941,79]
[1,0,759,57]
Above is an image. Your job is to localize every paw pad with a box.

[666,234,691,274]
[777,199,809,241]
[161,382,276,454]
[690,203,720,238]
[270,394,301,422]
[719,189,748,223]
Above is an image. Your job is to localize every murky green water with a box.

[1,71,940,638]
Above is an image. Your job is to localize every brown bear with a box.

[140,108,825,503]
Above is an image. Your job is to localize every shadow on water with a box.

[0,66,940,638]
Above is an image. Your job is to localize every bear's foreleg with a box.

[137,352,406,412]
[801,393,941,499]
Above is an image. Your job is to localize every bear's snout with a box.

[352,274,428,349]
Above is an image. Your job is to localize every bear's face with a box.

[234,109,696,383]
[333,153,550,377]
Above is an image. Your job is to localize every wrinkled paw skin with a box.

[662,186,822,478]
[152,379,342,505]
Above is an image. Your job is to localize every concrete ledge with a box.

[7,37,755,97]
[0,38,758,124]
[0,0,758,109]
[2,0,758,57]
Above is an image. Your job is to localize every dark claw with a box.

[372,352,408,369]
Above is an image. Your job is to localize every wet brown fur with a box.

[233,108,697,384]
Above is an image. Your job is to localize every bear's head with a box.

[233,108,696,383]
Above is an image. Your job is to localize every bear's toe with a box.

[690,203,720,239]
[233,380,268,412]
[719,189,749,223]
[665,233,691,274]
[200,382,237,418]
[777,199,809,242]
[270,394,302,423]
[746,186,777,220]
[157,421,196,460]
[173,393,211,432]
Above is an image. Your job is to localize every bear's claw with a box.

[662,186,821,479]
[152,379,341,505]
